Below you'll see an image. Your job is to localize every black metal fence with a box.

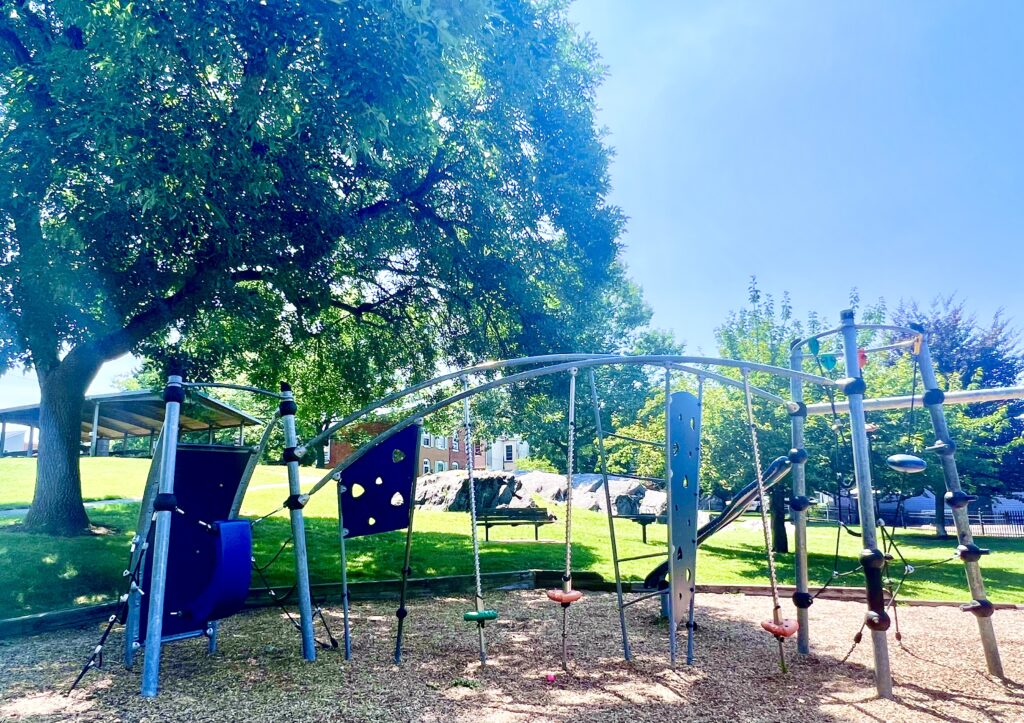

[813,506,1024,538]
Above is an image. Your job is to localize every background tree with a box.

[0,0,623,533]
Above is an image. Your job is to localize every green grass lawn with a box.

[2,458,1022,619]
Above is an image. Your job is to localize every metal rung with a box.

[621,589,667,608]
[615,552,666,564]
[607,432,665,449]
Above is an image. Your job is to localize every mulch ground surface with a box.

[1,591,1021,722]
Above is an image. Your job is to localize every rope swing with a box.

[461,376,498,663]
[741,369,796,673]
[547,368,583,670]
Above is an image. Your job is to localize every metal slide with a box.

[642,455,792,591]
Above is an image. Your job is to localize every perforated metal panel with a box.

[667,391,701,629]
[339,424,420,538]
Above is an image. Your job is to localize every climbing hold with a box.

[463,610,499,622]
[859,548,886,569]
[956,544,990,563]
[808,338,820,357]
[788,448,808,464]
[792,591,814,609]
[819,354,837,371]
[838,376,866,396]
[546,590,583,606]
[761,619,799,638]
[865,610,891,631]
[858,348,869,369]
[960,599,995,618]
[789,496,811,512]
[927,439,956,456]
[546,674,556,683]
[944,490,976,510]
[885,454,927,474]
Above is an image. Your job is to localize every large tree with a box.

[0,0,623,533]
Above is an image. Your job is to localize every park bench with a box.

[613,513,666,544]
[476,507,555,541]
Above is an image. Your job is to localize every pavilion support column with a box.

[237,423,244,446]
[148,431,155,457]
[207,426,214,444]
[27,425,35,457]
[123,431,129,454]
[0,422,6,456]
[90,402,100,457]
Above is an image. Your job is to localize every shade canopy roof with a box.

[0,390,263,441]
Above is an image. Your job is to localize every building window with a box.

[422,459,430,475]
[452,434,459,452]
[505,443,514,462]
[436,461,446,473]
[435,435,446,450]
[422,435,430,447]
[452,462,460,470]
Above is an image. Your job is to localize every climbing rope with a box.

[461,376,497,662]
[68,524,155,693]
[741,369,794,672]
[547,368,583,671]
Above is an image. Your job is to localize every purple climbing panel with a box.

[339,424,420,538]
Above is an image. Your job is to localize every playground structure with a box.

[69,309,1011,701]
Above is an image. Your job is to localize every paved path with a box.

[0,498,139,519]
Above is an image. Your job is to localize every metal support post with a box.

[394,420,425,664]
[915,328,1003,677]
[840,310,893,699]
[337,480,352,660]
[140,375,183,697]
[589,369,631,661]
[789,343,811,655]
[279,383,317,661]
[90,402,100,456]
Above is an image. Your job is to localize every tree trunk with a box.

[22,358,100,535]
[770,483,789,553]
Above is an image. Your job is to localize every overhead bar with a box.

[805,386,1024,416]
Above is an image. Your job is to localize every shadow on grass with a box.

[701,528,1024,603]
[0,503,599,619]
[251,514,598,587]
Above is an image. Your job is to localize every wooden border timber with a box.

[1,571,1019,640]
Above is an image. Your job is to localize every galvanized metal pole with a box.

[90,402,100,456]
[789,343,811,655]
[140,375,182,697]
[588,369,631,661]
[663,367,677,665]
[839,310,893,699]
[915,329,1004,677]
[0,421,6,455]
[394,419,425,664]
[279,383,317,661]
[336,480,352,660]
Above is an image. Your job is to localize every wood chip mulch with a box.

[1,591,1021,722]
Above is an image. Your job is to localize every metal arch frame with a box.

[792,323,923,352]
[303,354,832,499]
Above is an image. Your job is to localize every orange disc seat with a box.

[547,590,583,605]
[761,619,799,638]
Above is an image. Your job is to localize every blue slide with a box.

[642,455,792,590]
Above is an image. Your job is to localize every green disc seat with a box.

[464,609,499,622]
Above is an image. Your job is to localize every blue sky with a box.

[1,1,1022,410]
[569,0,1023,353]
